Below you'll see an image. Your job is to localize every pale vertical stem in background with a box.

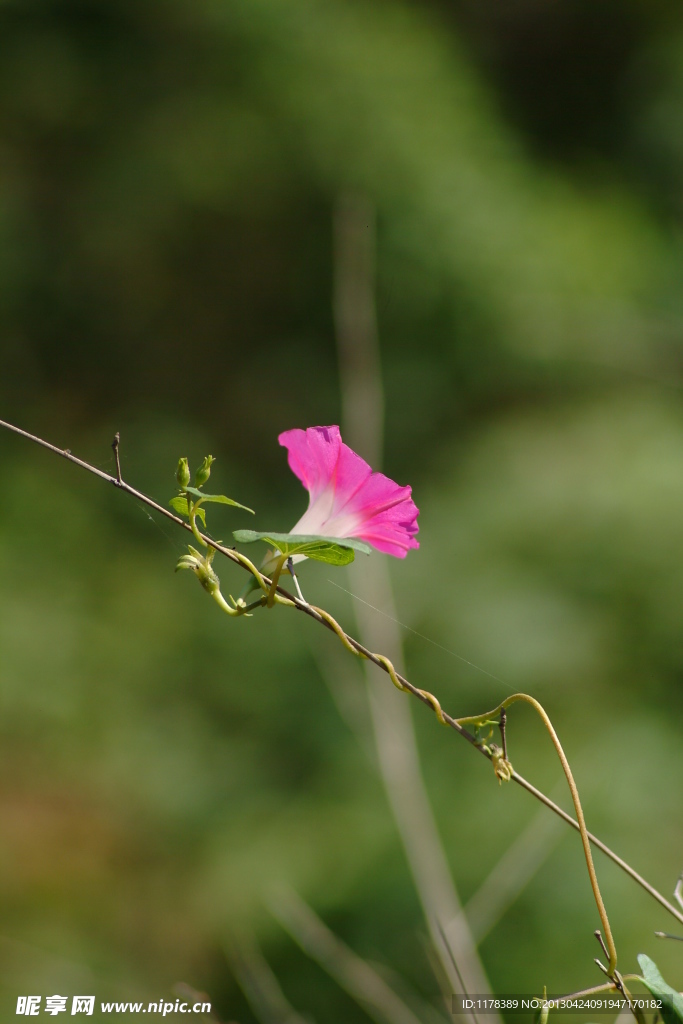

[456,761,594,946]
[333,193,499,1010]
[333,193,384,466]
[459,806,563,944]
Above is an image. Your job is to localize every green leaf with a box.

[637,954,683,1024]
[169,495,206,527]
[183,486,254,514]
[232,530,371,566]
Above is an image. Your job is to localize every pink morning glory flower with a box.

[279,425,419,558]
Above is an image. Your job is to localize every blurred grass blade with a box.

[224,930,314,1024]
[267,884,429,1024]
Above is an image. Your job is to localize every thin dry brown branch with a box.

[1,414,682,931]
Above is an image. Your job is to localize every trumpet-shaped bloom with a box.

[279,425,419,558]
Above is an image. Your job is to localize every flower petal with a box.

[352,497,420,558]
[279,425,419,558]
[334,470,419,557]
[278,421,344,505]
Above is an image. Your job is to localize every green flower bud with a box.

[195,455,215,488]
[176,457,191,489]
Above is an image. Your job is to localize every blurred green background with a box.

[1,0,683,1019]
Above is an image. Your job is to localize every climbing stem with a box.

[232,550,271,595]
[266,553,288,607]
[188,502,206,548]
[210,587,242,617]
[456,694,617,977]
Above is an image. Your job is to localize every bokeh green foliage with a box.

[1,0,683,1019]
